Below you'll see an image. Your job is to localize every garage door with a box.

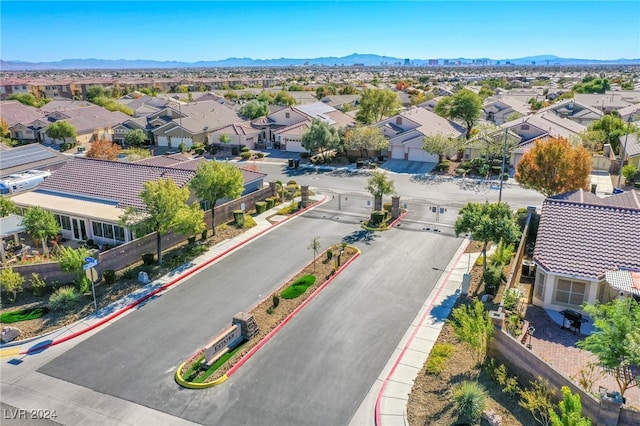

[408,148,438,162]
[391,146,405,160]
[156,136,168,146]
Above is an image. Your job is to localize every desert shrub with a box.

[491,240,515,266]
[255,152,265,158]
[452,381,487,423]
[255,201,267,214]
[493,363,521,395]
[449,299,493,364]
[383,202,392,212]
[470,157,486,172]
[369,210,387,226]
[425,343,455,375]
[30,272,47,297]
[501,172,510,181]
[49,286,80,311]
[265,197,275,209]
[435,160,450,172]
[483,264,505,296]
[142,253,155,265]
[461,160,472,169]
[456,168,469,176]
[103,270,116,285]
[0,267,24,302]
[518,377,555,426]
[241,146,250,153]
[240,151,252,160]
[286,179,298,186]
[502,288,521,312]
[622,164,639,183]
[272,294,280,307]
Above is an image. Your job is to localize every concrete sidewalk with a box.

[350,239,483,426]
[0,196,321,355]
[590,171,614,195]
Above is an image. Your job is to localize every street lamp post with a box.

[498,128,508,203]
[617,116,633,189]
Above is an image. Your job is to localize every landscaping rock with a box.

[482,409,502,426]
[1,326,21,343]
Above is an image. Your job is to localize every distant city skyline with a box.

[2,1,639,63]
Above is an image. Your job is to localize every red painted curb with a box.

[18,196,327,356]
[374,239,470,426]
[226,248,361,377]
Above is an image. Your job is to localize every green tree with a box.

[301,119,341,161]
[622,164,639,184]
[189,161,244,237]
[573,76,610,94]
[7,93,49,108]
[469,124,520,163]
[434,89,483,139]
[274,91,296,106]
[21,207,60,255]
[577,298,640,397]
[448,299,493,364]
[589,115,632,153]
[519,377,555,426]
[356,88,402,124]
[578,129,607,152]
[548,386,592,426]
[124,129,147,146]
[86,85,111,102]
[0,197,18,217]
[120,178,205,264]
[257,91,275,104]
[343,125,389,158]
[366,170,395,211]
[422,133,464,163]
[45,121,77,144]
[239,99,269,119]
[308,236,321,273]
[454,202,520,274]
[0,267,24,303]
[515,136,592,197]
[339,85,357,95]
[58,246,92,292]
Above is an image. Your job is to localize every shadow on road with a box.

[342,229,378,245]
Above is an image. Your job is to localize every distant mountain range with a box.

[2,53,639,70]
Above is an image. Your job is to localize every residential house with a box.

[42,105,130,145]
[535,99,603,126]
[208,122,261,150]
[0,79,31,99]
[619,133,640,170]
[320,94,360,111]
[618,103,640,124]
[500,112,587,167]
[10,156,266,246]
[482,96,531,125]
[0,144,70,177]
[1,100,49,142]
[376,107,465,162]
[532,189,640,312]
[573,93,633,114]
[151,100,241,149]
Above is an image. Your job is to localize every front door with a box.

[72,218,88,240]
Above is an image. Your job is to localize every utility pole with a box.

[616,116,633,189]
[498,127,508,203]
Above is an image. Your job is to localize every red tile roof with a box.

[534,190,640,280]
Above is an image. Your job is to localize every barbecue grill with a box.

[560,309,587,335]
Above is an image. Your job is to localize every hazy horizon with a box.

[2,1,639,63]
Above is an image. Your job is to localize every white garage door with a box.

[285,140,306,153]
[391,146,405,160]
[408,148,438,162]
[156,136,168,146]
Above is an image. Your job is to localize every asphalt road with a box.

[253,161,546,210]
[38,208,461,425]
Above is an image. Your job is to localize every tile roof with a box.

[400,107,466,138]
[605,270,640,297]
[38,157,195,210]
[621,133,640,157]
[0,101,45,126]
[533,190,640,280]
[53,105,130,134]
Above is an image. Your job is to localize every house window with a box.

[535,271,546,298]
[56,214,71,231]
[396,117,402,125]
[114,226,125,242]
[464,148,471,160]
[92,221,103,237]
[554,278,587,307]
[285,112,290,119]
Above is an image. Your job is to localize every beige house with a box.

[532,190,640,313]
[376,107,465,162]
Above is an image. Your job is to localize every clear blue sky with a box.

[2,1,639,62]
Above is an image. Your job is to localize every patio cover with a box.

[605,269,640,297]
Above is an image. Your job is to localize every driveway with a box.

[379,159,436,174]
[36,211,461,425]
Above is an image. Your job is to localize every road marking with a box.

[0,347,21,358]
